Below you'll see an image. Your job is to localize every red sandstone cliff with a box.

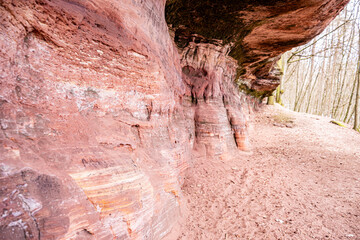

[0,0,348,239]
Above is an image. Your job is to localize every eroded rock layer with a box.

[180,42,251,155]
[166,0,349,94]
[1,0,188,239]
[0,0,348,239]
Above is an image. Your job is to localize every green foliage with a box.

[267,95,275,105]
[237,78,272,99]
[272,112,294,124]
[330,120,347,128]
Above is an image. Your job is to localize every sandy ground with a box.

[172,105,360,240]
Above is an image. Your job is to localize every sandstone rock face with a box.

[180,42,252,155]
[0,0,348,239]
[1,0,187,239]
[166,0,349,94]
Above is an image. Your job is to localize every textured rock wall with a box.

[180,42,252,156]
[0,0,348,239]
[0,0,190,239]
[166,0,349,95]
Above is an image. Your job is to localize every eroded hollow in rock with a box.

[166,0,349,95]
[0,0,349,239]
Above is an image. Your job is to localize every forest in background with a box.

[276,0,360,131]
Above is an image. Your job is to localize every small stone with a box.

[275,219,284,224]
[345,234,355,238]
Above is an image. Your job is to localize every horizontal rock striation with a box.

[180,42,252,155]
[1,0,188,239]
[166,0,349,95]
[0,0,348,239]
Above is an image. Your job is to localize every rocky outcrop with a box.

[166,0,349,94]
[180,42,252,155]
[0,0,348,239]
[1,0,187,239]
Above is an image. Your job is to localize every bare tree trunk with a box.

[306,71,321,113]
[333,12,350,118]
[282,1,360,124]
[294,60,311,112]
[276,54,287,105]
[354,30,360,130]
[267,92,275,105]
[343,81,357,122]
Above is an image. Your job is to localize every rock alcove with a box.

[0,0,348,239]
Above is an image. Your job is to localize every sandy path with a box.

[174,105,360,240]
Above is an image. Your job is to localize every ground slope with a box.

[174,105,360,240]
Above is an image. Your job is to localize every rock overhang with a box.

[165,0,349,96]
[0,0,351,239]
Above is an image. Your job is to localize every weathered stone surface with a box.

[180,42,251,154]
[0,0,348,239]
[166,0,349,94]
[1,0,188,239]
